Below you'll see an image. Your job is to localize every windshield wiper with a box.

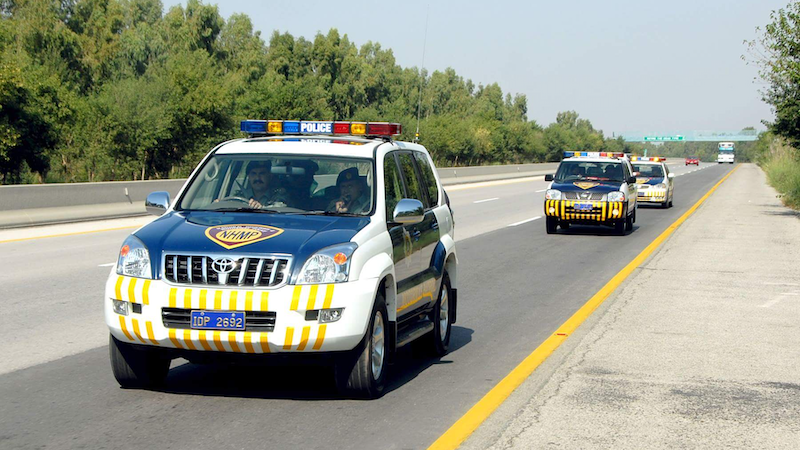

[212,207,281,213]
[300,210,363,217]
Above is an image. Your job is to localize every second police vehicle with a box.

[544,151,638,235]
[631,156,675,208]
[105,119,458,398]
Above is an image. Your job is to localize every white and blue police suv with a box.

[543,151,638,235]
[106,120,458,398]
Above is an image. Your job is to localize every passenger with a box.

[328,167,370,214]
[235,160,289,208]
[604,164,623,181]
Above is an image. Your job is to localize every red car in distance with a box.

[685,156,699,166]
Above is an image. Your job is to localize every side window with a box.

[384,153,404,220]
[414,151,439,207]
[397,152,424,204]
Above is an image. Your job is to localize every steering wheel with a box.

[217,196,251,204]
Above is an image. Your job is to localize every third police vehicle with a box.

[105,119,458,398]
[544,152,638,235]
[631,156,674,208]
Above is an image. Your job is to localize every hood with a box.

[635,177,665,186]
[135,211,370,279]
[551,181,623,194]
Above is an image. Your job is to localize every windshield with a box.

[554,161,625,182]
[177,154,374,216]
[632,164,664,178]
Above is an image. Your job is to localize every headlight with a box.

[297,243,358,285]
[116,235,152,279]
[545,189,562,200]
[608,191,625,202]
[655,183,667,189]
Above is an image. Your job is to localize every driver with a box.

[235,160,289,208]
[328,167,370,214]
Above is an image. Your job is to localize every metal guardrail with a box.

[0,163,558,228]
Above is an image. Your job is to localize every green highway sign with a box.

[643,135,684,141]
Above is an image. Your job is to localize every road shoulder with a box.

[462,163,800,449]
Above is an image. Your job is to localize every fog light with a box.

[612,209,620,217]
[112,299,128,316]
[548,207,555,214]
[319,308,344,323]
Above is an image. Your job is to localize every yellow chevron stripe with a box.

[297,326,311,351]
[313,325,327,350]
[284,327,294,350]
[602,201,607,221]
[245,291,253,311]
[114,276,124,300]
[306,285,319,310]
[214,290,223,309]
[145,321,158,345]
[184,288,192,309]
[131,318,146,343]
[128,278,137,304]
[182,330,197,350]
[229,291,238,310]
[323,285,334,309]
[199,289,207,309]
[212,331,225,351]
[290,286,302,310]
[118,316,134,341]
[260,291,269,311]
[168,329,183,348]
[228,333,241,352]
[142,280,151,305]
[260,333,270,353]
[244,332,255,353]
[561,199,566,218]
[169,288,177,308]
[198,331,212,350]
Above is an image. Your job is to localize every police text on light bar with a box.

[240,120,402,137]
[563,151,625,159]
[630,156,667,162]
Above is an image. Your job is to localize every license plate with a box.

[574,202,593,211]
[190,311,245,330]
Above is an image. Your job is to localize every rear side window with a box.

[414,152,439,207]
[397,153,424,204]
[384,153,404,220]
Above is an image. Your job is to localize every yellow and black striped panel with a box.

[545,200,626,222]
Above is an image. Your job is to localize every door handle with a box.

[431,222,439,230]
[411,230,421,241]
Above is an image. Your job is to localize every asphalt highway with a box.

[0,162,728,449]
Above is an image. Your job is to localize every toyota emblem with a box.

[212,257,236,274]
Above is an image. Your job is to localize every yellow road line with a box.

[428,164,740,450]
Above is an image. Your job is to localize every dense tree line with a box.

[0,0,628,184]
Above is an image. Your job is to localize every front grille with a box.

[563,192,604,200]
[163,254,291,287]
[162,307,276,332]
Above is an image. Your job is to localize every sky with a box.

[164,0,787,136]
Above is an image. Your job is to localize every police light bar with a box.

[563,151,625,159]
[631,156,667,162]
[240,120,402,137]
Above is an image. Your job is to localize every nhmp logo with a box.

[573,181,600,190]
[205,224,284,249]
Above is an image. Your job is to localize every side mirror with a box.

[667,173,675,179]
[145,191,170,216]
[544,174,554,182]
[392,198,424,225]
[627,176,637,184]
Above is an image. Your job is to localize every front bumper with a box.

[637,189,667,203]
[544,199,626,223]
[105,275,378,354]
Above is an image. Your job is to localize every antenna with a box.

[414,4,430,143]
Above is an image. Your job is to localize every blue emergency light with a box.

[240,119,402,137]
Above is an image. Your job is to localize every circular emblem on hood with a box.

[211,257,236,274]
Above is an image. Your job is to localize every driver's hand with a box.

[248,198,263,209]
[334,200,348,213]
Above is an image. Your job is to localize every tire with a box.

[420,273,453,357]
[625,214,634,231]
[545,217,558,234]
[669,197,673,207]
[614,220,625,235]
[559,221,570,230]
[335,292,389,398]
[109,334,170,388]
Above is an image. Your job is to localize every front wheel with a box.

[546,217,558,234]
[335,293,389,398]
[614,220,625,235]
[109,335,171,388]
[625,214,634,231]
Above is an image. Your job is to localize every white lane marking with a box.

[508,216,542,227]
[764,282,800,286]
[759,292,799,308]
[536,189,547,193]
[98,262,115,267]
[473,197,499,204]
[446,176,546,192]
